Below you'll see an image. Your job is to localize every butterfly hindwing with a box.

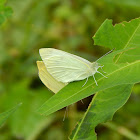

[37,61,66,93]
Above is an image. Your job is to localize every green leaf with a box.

[69,85,133,140]
[93,18,140,50]
[37,49,140,116]
[0,103,21,127]
[69,17,140,140]
[70,17,140,140]
[0,0,13,25]
[93,18,140,63]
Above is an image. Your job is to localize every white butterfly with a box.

[39,48,111,86]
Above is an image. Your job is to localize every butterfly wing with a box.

[37,61,67,93]
[39,48,92,83]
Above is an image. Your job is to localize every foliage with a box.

[37,18,140,139]
[68,18,140,140]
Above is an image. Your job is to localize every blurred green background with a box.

[0,0,140,140]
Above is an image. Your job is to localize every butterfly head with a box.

[91,62,100,73]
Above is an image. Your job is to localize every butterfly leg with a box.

[99,65,106,73]
[81,99,84,104]
[97,71,107,78]
[82,78,88,87]
[93,75,98,86]
[63,106,68,121]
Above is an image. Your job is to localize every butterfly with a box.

[39,48,112,87]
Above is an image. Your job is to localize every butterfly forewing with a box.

[39,48,92,83]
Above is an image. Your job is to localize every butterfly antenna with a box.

[96,48,115,62]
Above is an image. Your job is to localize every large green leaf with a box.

[93,18,140,63]
[37,18,140,140]
[37,48,140,116]
[69,85,133,140]
[0,103,21,127]
[69,17,140,139]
